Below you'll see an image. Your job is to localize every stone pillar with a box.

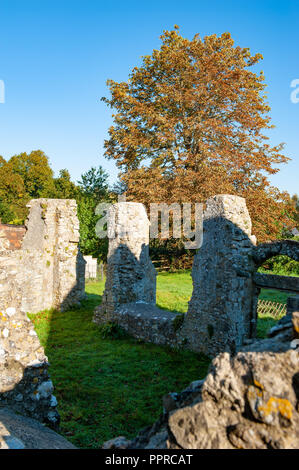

[179,195,256,356]
[94,202,156,324]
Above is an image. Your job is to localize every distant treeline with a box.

[0,150,298,273]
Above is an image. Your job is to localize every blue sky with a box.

[0,0,298,195]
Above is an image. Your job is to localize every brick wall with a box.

[0,224,26,250]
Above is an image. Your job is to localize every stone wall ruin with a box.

[179,194,257,356]
[0,224,26,251]
[93,194,299,356]
[0,199,86,427]
[94,202,157,324]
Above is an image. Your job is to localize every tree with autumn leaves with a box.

[102,27,294,242]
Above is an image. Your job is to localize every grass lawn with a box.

[30,270,288,448]
[156,271,290,338]
[30,275,209,448]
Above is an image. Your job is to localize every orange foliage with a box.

[103,28,293,242]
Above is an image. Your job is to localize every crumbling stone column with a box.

[179,195,257,356]
[94,202,156,324]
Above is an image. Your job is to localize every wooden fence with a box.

[257,299,286,319]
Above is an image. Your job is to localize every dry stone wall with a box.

[0,199,85,427]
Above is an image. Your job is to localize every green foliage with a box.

[258,236,299,277]
[0,150,55,223]
[8,150,55,198]
[77,166,110,261]
[259,255,299,276]
[52,169,78,199]
[0,161,27,222]
[78,166,109,199]
[0,199,16,223]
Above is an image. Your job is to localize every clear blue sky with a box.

[0,0,298,195]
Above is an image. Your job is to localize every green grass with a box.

[258,288,296,303]
[156,270,193,313]
[30,270,290,448]
[30,277,209,448]
[156,272,290,338]
[255,288,295,338]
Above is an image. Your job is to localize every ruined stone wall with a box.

[93,195,298,358]
[94,202,156,325]
[94,196,259,355]
[0,199,86,314]
[179,195,257,356]
[0,199,85,426]
[0,305,59,428]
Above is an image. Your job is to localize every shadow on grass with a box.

[31,281,210,449]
